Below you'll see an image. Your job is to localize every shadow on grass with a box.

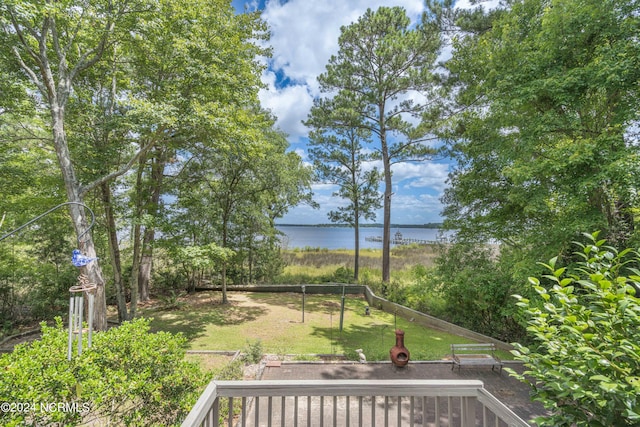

[311,317,467,361]
[141,297,268,343]
[243,292,458,360]
[242,291,352,314]
[139,291,480,359]
[310,323,397,361]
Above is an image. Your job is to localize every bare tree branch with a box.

[11,47,47,95]
[69,10,116,81]
[80,140,155,196]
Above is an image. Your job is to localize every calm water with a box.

[275,225,449,250]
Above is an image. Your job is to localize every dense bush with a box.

[433,242,527,342]
[242,338,264,364]
[0,242,78,335]
[404,264,447,316]
[511,233,640,426]
[0,318,205,426]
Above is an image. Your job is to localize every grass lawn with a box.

[185,353,236,374]
[140,291,503,361]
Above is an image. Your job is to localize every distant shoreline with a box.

[276,223,443,229]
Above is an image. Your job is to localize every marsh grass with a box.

[141,291,495,361]
[277,244,441,284]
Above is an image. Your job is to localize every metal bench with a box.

[451,343,503,373]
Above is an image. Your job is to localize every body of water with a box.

[275,225,450,250]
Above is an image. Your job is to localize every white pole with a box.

[87,292,94,348]
[77,295,83,356]
[67,296,75,361]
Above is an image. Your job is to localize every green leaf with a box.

[599,382,619,392]
[554,267,566,278]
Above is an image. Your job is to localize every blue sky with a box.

[230,0,499,225]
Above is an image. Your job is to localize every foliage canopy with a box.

[429,0,640,342]
[442,0,640,252]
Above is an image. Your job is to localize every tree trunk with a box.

[101,182,128,323]
[382,176,392,283]
[138,147,165,302]
[354,202,360,282]
[138,229,153,302]
[129,220,141,319]
[221,220,229,304]
[248,241,254,284]
[221,262,228,303]
[51,107,108,330]
[380,114,391,283]
[129,157,146,319]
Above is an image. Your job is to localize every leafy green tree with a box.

[511,232,640,426]
[431,0,640,338]
[442,0,640,253]
[63,40,137,322]
[246,131,315,283]
[306,99,381,280]
[170,118,312,302]
[120,0,268,310]
[0,107,72,332]
[0,0,159,330]
[317,6,442,282]
[0,0,271,324]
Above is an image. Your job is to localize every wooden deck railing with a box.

[181,379,530,427]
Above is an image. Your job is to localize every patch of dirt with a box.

[0,329,42,352]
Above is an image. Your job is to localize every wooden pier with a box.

[365,230,447,246]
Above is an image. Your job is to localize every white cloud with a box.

[390,193,442,221]
[258,0,426,138]
[247,0,468,224]
[259,70,314,138]
[391,162,449,192]
[311,182,338,192]
[454,0,502,10]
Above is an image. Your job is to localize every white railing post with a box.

[461,395,477,427]
[210,397,219,427]
[181,381,218,427]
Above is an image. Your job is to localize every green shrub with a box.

[357,267,380,287]
[158,290,187,311]
[405,265,447,316]
[242,339,264,364]
[511,233,640,426]
[434,242,526,342]
[332,266,354,283]
[214,360,244,381]
[0,317,205,426]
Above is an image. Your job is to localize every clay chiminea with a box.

[390,329,410,367]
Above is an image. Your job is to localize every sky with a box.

[230,0,499,225]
